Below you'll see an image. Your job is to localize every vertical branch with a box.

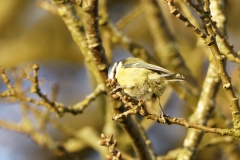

[201,0,240,129]
[177,58,220,159]
[81,0,109,82]
[98,0,113,63]
[163,0,239,158]
[80,1,153,159]
[50,1,154,159]
[52,1,102,84]
[210,0,240,158]
[133,116,156,160]
[177,0,234,159]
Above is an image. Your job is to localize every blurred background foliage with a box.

[0,0,240,160]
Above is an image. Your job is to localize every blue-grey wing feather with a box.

[124,62,173,74]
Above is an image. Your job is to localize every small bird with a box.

[108,57,185,120]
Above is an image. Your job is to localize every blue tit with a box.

[108,57,185,102]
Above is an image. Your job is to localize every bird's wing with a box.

[124,61,186,81]
[124,62,174,74]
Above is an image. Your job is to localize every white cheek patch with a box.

[108,61,123,79]
[108,62,118,79]
[115,61,122,79]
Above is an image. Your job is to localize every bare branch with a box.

[1,65,105,116]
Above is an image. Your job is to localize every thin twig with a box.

[1,65,105,116]
[116,5,143,30]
